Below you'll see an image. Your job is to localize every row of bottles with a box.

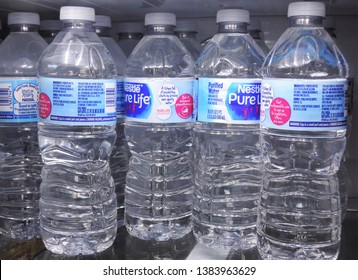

[0,1,351,259]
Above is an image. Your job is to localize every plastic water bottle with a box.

[258,1,348,260]
[0,12,47,240]
[323,17,350,220]
[37,6,117,256]
[248,18,270,55]
[95,15,129,226]
[193,9,265,250]
[324,17,354,140]
[124,12,195,241]
[39,20,62,43]
[175,19,202,60]
[117,22,144,57]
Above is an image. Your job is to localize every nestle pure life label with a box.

[124,78,195,123]
[197,78,261,124]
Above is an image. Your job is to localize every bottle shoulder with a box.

[99,37,127,75]
[37,30,117,78]
[262,27,349,79]
[0,32,48,75]
[179,38,202,61]
[124,35,195,78]
[196,33,265,78]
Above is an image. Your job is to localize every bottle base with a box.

[40,227,117,256]
[257,232,340,260]
[125,215,192,241]
[193,219,257,251]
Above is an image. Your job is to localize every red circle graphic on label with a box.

[175,94,193,119]
[39,93,52,119]
[269,97,291,125]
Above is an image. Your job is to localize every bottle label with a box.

[124,78,195,123]
[0,77,39,123]
[197,78,261,124]
[193,78,198,120]
[38,77,117,125]
[260,79,348,130]
[347,77,354,116]
[117,77,124,118]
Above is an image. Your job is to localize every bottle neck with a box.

[289,16,324,27]
[9,24,39,32]
[118,32,143,40]
[218,22,248,34]
[175,31,197,39]
[62,20,94,32]
[145,24,175,35]
[95,26,111,37]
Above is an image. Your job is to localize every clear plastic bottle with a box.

[175,19,202,60]
[324,17,354,140]
[0,12,47,240]
[124,13,195,241]
[258,1,348,260]
[193,9,265,250]
[37,6,117,256]
[324,17,349,220]
[39,20,62,43]
[117,22,144,57]
[248,18,270,55]
[94,15,129,227]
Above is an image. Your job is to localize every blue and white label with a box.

[197,78,261,123]
[0,77,39,122]
[124,78,195,123]
[260,79,348,130]
[38,77,117,125]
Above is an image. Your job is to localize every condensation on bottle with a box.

[193,9,265,250]
[258,1,348,260]
[94,15,129,227]
[124,12,195,241]
[0,12,47,240]
[37,6,117,256]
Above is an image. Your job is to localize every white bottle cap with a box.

[216,9,250,24]
[94,15,111,28]
[8,12,40,26]
[288,2,325,18]
[117,22,144,33]
[145,13,176,26]
[40,20,62,31]
[175,19,197,32]
[60,6,95,22]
